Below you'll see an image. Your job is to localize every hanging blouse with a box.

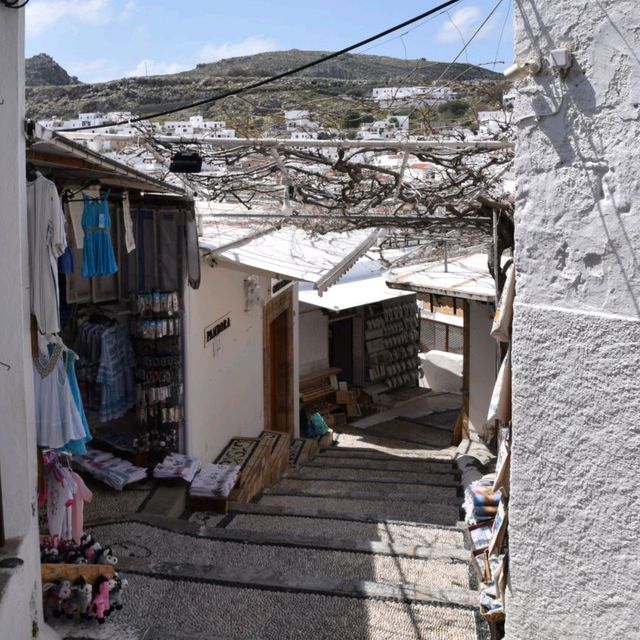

[81,191,118,277]
[26,173,67,333]
[33,344,87,449]
[56,348,92,455]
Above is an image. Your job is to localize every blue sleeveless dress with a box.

[81,191,118,277]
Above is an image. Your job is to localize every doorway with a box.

[329,317,354,383]
[263,288,294,438]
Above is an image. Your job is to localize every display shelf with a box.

[130,290,185,454]
[364,298,420,389]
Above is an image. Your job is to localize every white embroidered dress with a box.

[33,345,86,449]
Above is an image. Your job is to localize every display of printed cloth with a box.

[190,464,240,497]
[75,320,135,422]
[81,191,118,277]
[27,173,67,333]
[73,449,147,491]
[96,325,135,421]
[154,453,200,483]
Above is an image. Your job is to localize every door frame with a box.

[263,287,294,437]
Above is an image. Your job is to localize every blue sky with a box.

[25,0,514,83]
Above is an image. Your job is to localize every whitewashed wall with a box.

[510,1,640,637]
[298,303,329,377]
[468,301,497,434]
[0,8,57,639]
[183,263,268,463]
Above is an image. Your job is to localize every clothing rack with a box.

[62,193,126,204]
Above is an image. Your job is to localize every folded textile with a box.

[473,506,498,520]
[73,448,147,490]
[190,463,240,498]
[154,453,200,483]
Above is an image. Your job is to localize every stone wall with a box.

[510,1,640,637]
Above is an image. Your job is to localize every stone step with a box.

[144,631,233,640]
[351,418,456,449]
[307,456,460,476]
[224,512,467,549]
[117,556,477,608]
[89,520,470,592]
[265,478,460,504]
[290,466,460,487]
[101,573,487,640]
[91,513,469,561]
[246,495,462,526]
[319,447,456,465]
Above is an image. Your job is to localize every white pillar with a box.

[510,1,640,637]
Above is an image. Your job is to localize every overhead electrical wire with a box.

[59,0,464,132]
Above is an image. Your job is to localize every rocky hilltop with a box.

[25,50,503,124]
[26,53,80,87]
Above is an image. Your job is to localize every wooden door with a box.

[263,288,294,438]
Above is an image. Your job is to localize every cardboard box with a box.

[346,402,361,418]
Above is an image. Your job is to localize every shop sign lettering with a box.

[204,314,231,346]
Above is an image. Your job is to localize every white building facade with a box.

[0,8,57,640]
[510,1,640,638]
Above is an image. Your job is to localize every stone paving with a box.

[56,411,486,640]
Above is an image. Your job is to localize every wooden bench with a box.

[299,367,342,404]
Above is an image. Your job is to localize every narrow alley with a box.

[55,398,488,640]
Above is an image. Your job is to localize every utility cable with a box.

[59,0,463,132]
[0,0,30,7]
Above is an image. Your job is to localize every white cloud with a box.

[26,0,112,37]
[198,36,276,63]
[436,6,482,44]
[125,59,191,78]
[65,57,119,83]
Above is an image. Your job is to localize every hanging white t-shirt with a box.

[27,173,67,334]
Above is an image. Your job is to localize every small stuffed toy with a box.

[96,547,118,566]
[84,541,102,562]
[43,578,73,619]
[86,576,111,624]
[108,572,128,611]
[64,576,93,620]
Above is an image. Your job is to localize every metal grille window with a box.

[420,318,463,355]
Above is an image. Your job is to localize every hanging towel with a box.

[122,191,136,253]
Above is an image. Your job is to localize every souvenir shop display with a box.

[153,452,200,483]
[39,451,93,543]
[72,448,148,491]
[81,191,118,278]
[189,464,241,498]
[74,316,135,423]
[364,299,420,389]
[131,290,184,454]
[33,341,92,453]
[42,569,127,624]
[27,171,68,334]
[40,531,117,566]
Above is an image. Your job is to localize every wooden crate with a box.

[186,493,229,515]
[300,367,341,404]
[225,437,270,503]
[42,563,114,585]
[260,430,290,487]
